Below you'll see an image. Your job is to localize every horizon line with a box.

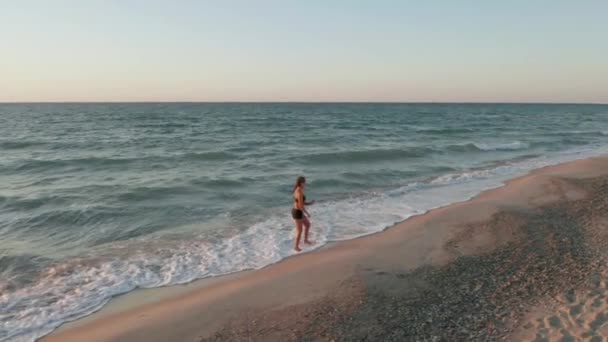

[1,101,607,105]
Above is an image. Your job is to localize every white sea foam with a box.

[473,141,529,151]
[2,144,608,342]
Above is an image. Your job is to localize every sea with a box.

[1,103,608,341]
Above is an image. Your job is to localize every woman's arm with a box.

[302,194,312,217]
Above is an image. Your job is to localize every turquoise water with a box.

[1,103,608,341]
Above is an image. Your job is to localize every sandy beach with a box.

[41,156,608,342]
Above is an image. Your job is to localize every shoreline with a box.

[42,155,608,341]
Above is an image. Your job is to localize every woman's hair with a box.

[293,176,306,192]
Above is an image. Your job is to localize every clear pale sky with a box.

[1,0,607,103]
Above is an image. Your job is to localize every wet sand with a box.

[43,156,608,341]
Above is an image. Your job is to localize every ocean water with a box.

[1,103,608,341]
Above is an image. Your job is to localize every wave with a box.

[7,205,124,235]
[543,130,608,137]
[8,151,235,173]
[559,137,596,146]
[0,194,76,212]
[299,147,433,164]
[429,169,494,186]
[305,177,367,189]
[474,141,530,151]
[133,123,191,129]
[189,177,250,189]
[414,127,475,134]
[340,169,423,181]
[446,141,530,152]
[180,151,236,161]
[0,254,54,290]
[0,141,45,150]
[298,141,531,163]
[12,157,142,173]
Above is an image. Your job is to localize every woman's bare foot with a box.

[304,240,314,245]
[294,246,302,252]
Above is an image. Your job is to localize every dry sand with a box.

[42,156,608,342]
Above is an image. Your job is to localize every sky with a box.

[1,0,607,103]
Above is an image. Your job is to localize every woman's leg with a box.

[294,219,303,252]
[303,216,312,244]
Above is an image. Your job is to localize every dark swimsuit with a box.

[292,195,306,220]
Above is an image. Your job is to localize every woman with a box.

[292,176,315,252]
